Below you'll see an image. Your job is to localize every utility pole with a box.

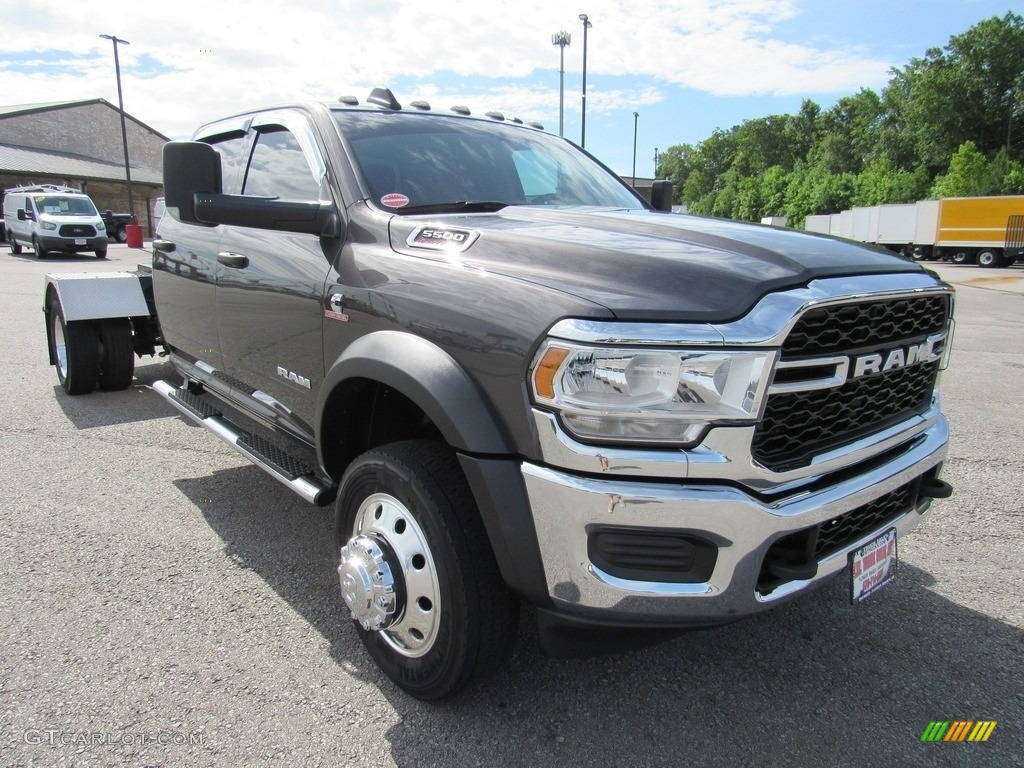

[632,112,639,186]
[552,32,571,137]
[100,34,134,218]
[579,13,592,148]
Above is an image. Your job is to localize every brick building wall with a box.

[1,101,163,170]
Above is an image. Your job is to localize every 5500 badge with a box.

[407,226,480,253]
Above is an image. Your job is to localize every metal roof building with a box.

[0,99,168,236]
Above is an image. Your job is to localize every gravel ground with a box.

[1,246,1021,767]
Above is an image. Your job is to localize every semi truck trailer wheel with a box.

[976,249,1004,268]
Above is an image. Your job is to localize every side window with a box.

[207,134,251,195]
[242,128,320,200]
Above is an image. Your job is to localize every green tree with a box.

[930,141,994,196]
[885,12,1024,173]
[854,155,930,205]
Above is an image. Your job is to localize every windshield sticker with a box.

[406,226,480,253]
[381,193,410,209]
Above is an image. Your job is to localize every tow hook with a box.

[920,477,953,499]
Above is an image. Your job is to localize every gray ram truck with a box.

[43,88,954,700]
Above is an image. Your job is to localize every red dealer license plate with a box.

[850,527,897,603]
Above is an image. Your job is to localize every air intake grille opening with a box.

[757,479,921,595]
[588,527,718,584]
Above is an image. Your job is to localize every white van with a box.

[3,185,109,259]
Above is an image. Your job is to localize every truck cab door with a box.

[152,130,251,372]
[214,114,334,430]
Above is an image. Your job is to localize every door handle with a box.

[153,239,176,253]
[217,252,249,268]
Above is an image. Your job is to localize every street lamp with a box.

[632,112,639,187]
[551,31,571,137]
[579,13,592,148]
[99,34,134,219]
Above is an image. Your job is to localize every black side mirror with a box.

[163,141,223,225]
[651,180,674,212]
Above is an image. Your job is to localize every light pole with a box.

[579,13,592,148]
[551,31,571,137]
[99,34,134,219]
[654,147,660,176]
[632,112,639,186]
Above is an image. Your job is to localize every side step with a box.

[153,380,336,506]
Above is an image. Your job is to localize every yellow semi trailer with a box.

[804,195,1024,268]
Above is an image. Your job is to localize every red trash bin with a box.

[125,224,144,248]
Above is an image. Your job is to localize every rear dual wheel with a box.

[49,299,135,395]
[335,440,518,700]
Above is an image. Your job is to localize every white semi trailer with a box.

[804,196,1024,267]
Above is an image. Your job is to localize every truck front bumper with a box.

[520,415,948,626]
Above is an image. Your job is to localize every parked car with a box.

[4,184,108,258]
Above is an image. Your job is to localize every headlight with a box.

[531,341,777,445]
[41,221,57,230]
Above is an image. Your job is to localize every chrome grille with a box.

[752,294,950,472]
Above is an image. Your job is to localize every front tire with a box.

[115,226,128,243]
[50,298,100,395]
[335,441,518,700]
[32,235,47,259]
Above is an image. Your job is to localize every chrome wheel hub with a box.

[338,535,399,631]
[340,493,440,658]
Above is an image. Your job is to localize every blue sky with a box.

[0,1,1017,177]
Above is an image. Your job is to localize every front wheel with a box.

[115,226,128,243]
[32,235,47,259]
[335,441,518,700]
[49,298,99,395]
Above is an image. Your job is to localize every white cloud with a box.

[0,0,892,140]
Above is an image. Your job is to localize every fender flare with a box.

[316,331,515,457]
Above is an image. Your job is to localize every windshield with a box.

[332,111,645,213]
[34,196,98,216]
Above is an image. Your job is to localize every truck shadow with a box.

[8,252,106,263]
[52,360,176,429]
[174,466,1022,767]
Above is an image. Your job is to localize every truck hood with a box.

[388,206,927,322]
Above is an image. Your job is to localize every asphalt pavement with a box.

[1,245,1021,767]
